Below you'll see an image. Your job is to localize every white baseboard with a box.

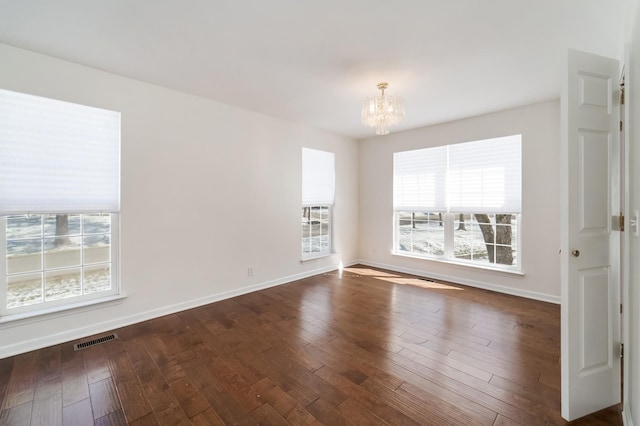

[0,260,358,359]
[354,259,561,304]
[623,409,634,426]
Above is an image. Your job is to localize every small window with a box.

[302,148,335,259]
[301,206,331,256]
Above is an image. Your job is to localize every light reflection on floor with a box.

[342,267,464,291]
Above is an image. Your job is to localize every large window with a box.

[0,89,120,315]
[301,148,334,258]
[393,135,521,270]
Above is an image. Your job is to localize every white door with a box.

[561,48,621,421]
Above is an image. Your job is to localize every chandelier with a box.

[361,82,405,135]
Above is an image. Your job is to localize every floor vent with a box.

[73,333,118,351]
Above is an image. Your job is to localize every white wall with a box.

[358,100,561,302]
[0,44,360,358]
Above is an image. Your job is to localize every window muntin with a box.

[393,135,521,270]
[3,213,117,312]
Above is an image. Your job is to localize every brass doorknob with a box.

[572,249,580,257]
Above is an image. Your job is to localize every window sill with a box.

[0,294,126,326]
[300,252,333,263]
[391,251,524,276]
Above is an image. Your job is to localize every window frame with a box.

[393,211,522,272]
[0,213,120,317]
[392,135,522,273]
[301,204,333,260]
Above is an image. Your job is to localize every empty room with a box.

[1,1,640,425]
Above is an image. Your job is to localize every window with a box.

[0,89,120,315]
[393,135,521,270]
[302,148,334,258]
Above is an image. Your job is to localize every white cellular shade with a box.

[302,148,335,206]
[393,146,447,211]
[447,135,521,213]
[393,135,521,214]
[0,89,120,214]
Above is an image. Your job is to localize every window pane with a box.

[84,235,111,264]
[7,273,43,309]
[83,213,111,234]
[44,236,81,269]
[454,213,489,263]
[44,214,81,237]
[84,264,111,294]
[7,239,42,274]
[453,213,516,266]
[6,215,42,239]
[45,268,82,301]
[397,211,444,256]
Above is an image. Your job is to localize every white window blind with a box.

[393,145,447,211]
[0,89,121,214]
[302,148,335,206]
[393,135,521,214]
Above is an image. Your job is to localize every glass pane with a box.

[45,268,82,301]
[397,212,444,256]
[84,264,111,294]
[44,236,81,269]
[454,213,491,263]
[44,214,81,237]
[6,214,42,239]
[7,273,43,309]
[84,235,111,264]
[83,213,111,234]
[7,239,42,274]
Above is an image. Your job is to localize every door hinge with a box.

[621,303,623,314]
[620,83,625,105]
[620,215,625,232]
[620,120,623,132]
[613,214,625,231]
[620,343,624,358]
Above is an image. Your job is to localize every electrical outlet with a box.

[247,267,254,277]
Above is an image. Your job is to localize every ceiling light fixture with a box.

[361,82,405,136]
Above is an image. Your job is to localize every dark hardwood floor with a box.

[0,265,622,425]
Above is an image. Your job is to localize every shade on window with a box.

[0,89,120,214]
[302,148,335,206]
[394,135,521,214]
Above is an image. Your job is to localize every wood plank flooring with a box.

[0,265,622,425]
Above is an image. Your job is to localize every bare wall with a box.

[357,100,561,302]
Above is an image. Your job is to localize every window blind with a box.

[0,89,121,214]
[393,145,447,211]
[302,148,335,206]
[393,135,521,214]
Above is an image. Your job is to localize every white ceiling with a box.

[0,0,634,139]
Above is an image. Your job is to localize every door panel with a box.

[561,48,620,421]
